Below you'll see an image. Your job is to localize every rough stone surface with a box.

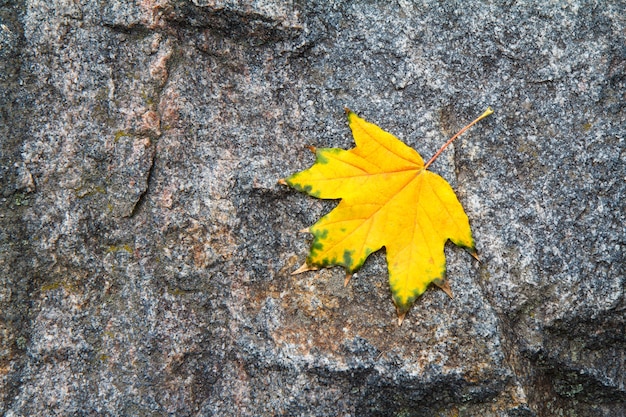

[1,1,624,416]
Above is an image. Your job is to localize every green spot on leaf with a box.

[343,249,354,268]
[313,228,328,238]
[316,151,329,164]
[288,181,320,197]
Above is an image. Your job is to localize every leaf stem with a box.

[423,107,493,170]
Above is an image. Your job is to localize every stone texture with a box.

[1,0,624,416]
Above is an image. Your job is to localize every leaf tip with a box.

[307,145,316,154]
[434,280,454,299]
[395,303,411,325]
[292,262,318,275]
[277,178,288,186]
[344,272,353,287]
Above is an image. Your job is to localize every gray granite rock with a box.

[1,0,624,416]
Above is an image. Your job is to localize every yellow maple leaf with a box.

[281,107,492,323]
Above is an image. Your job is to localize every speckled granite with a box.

[0,1,624,416]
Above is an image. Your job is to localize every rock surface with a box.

[1,0,624,416]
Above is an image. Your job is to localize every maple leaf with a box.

[280,107,493,323]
